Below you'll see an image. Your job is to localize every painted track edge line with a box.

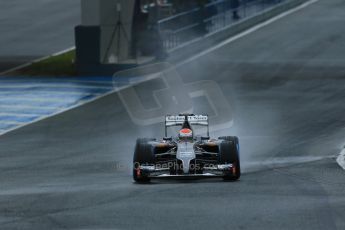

[0,47,75,77]
[178,0,319,66]
[0,89,116,137]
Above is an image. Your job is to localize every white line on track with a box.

[0,91,101,96]
[0,47,75,77]
[0,105,57,110]
[0,113,40,117]
[0,97,83,103]
[0,79,113,85]
[0,83,112,90]
[0,0,319,137]
[0,121,25,125]
[178,0,320,67]
[336,149,345,170]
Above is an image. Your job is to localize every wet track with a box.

[0,0,80,72]
[1,0,345,229]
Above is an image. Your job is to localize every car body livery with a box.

[133,114,240,182]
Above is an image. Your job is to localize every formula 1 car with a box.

[133,114,240,182]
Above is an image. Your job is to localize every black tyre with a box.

[218,137,241,181]
[218,136,239,145]
[133,138,155,183]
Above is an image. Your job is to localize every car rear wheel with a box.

[133,138,155,183]
[218,136,239,145]
[218,137,241,181]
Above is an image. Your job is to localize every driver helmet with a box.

[179,117,193,141]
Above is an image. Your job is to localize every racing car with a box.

[133,114,240,182]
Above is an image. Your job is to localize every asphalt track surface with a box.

[1,0,345,229]
[0,0,80,72]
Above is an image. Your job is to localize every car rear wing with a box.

[165,115,209,137]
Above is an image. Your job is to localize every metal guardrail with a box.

[158,0,285,50]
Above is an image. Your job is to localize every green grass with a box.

[15,50,77,76]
